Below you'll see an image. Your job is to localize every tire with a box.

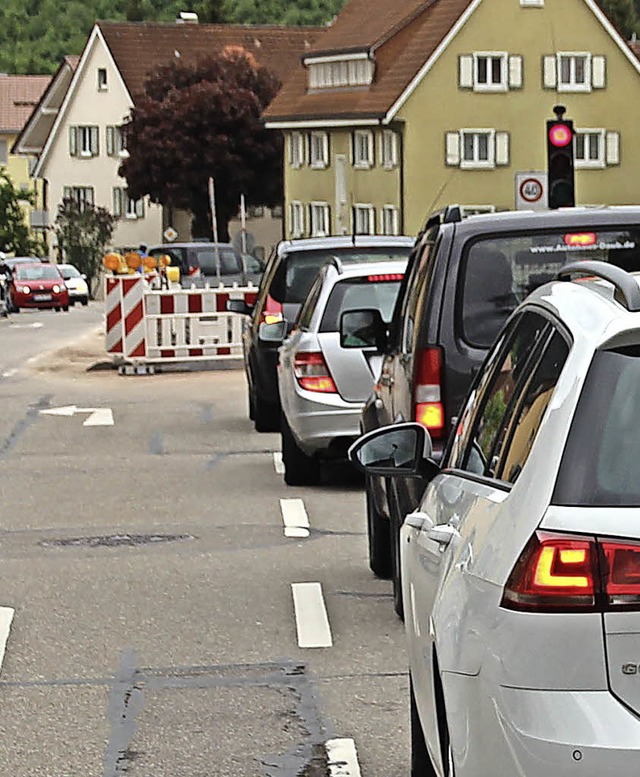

[63,306,69,312]
[253,392,279,433]
[411,674,438,777]
[281,414,320,486]
[366,479,392,579]
[390,502,404,620]
[54,307,60,312]
[81,298,89,306]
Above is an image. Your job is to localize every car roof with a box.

[449,205,640,238]
[276,235,415,255]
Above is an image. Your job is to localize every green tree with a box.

[55,199,117,296]
[119,48,283,240]
[598,0,639,36]
[0,170,36,255]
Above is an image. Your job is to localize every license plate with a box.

[33,294,51,301]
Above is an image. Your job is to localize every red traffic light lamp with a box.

[546,105,575,209]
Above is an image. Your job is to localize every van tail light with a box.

[260,294,283,325]
[294,352,337,393]
[502,531,640,612]
[414,347,445,439]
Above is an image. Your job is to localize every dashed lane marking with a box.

[291,582,333,648]
[280,498,310,538]
[1,369,17,378]
[0,607,15,676]
[273,451,285,475]
[326,738,363,777]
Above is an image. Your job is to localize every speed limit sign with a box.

[515,172,548,211]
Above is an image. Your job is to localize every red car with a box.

[9,263,70,312]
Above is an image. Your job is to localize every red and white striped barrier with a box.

[105,275,257,368]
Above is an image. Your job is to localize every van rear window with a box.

[461,228,640,348]
[320,277,403,332]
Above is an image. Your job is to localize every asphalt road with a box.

[0,307,410,777]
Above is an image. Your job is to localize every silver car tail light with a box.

[293,351,337,393]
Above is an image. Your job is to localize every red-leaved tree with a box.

[119,47,283,240]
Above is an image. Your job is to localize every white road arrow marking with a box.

[0,607,15,676]
[40,406,114,426]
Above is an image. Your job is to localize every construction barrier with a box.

[105,275,258,369]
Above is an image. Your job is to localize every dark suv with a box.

[227,235,415,432]
[361,204,640,616]
[147,242,263,287]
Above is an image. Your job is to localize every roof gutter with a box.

[265,117,382,129]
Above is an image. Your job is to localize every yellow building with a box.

[0,73,51,247]
[265,0,640,239]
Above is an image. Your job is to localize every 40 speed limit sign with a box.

[515,172,548,211]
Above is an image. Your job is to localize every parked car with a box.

[5,256,49,270]
[360,204,640,617]
[9,263,69,312]
[262,258,407,485]
[227,235,415,432]
[57,263,89,306]
[350,260,640,777]
[147,242,262,287]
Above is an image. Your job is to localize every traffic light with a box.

[546,109,575,209]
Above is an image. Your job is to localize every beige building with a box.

[264,0,640,239]
[14,19,323,259]
[0,72,52,248]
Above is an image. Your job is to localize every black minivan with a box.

[358,204,640,617]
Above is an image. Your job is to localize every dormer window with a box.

[97,68,108,91]
[306,54,374,90]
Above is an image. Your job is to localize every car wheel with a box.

[281,414,320,486]
[54,307,60,312]
[410,674,438,777]
[81,297,89,306]
[63,306,69,312]
[366,478,392,579]
[254,393,279,433]
[390,502,404,620]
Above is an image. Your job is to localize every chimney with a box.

[176,11,199,24]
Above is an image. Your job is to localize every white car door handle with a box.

[427,524,457,547]
[405,511,432,531]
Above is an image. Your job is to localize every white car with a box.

[58,263,89,306]
[350,259,640,775]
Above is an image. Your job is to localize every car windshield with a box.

[59,265,81,278]
[320,275,404,332]
[196,247,241,276]
[461,227,640,348]
[16,265,60,280]
[554,345,640,506]
[284,247,412,304]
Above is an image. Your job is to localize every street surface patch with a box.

[39,533,195,548]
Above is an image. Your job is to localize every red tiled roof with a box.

[98,22,326,99]
[0,74,51,132]
[265,0,473,123]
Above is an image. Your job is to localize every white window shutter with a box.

[592,56,606,88]
[495,132,510,165]
[543,55,557,88]
[445,132,460,166]
[459,55,473,88]
[509,56,523,88]
[135,197,144,218]
[606,131,620,165]
[69,127,77,156]
[90,126,99,155]
[106,126,114,156]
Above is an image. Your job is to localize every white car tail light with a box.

[294,351,337,393]
[502,531,640,612]
[414,346,445,440]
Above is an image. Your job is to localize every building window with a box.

[543,53,605,92]
[459,53,522,90]
[352,130,374,168]
[290,201,305,238]
[520,0,543,5]
[289,132,305,168]
[69,126,99,157]
[0,139,7,165]
[309,202,330,237]
[381,206,399,236]
[446,130,510,169]
[575,129,620,168]
[113,187,144,219]
[106,126,127,157]
[307,56,374,90]
[353,204,375,235]
[63,186,94,209]
[380,130,398,169]
[309,131,329,169]
[97,68,108,91]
